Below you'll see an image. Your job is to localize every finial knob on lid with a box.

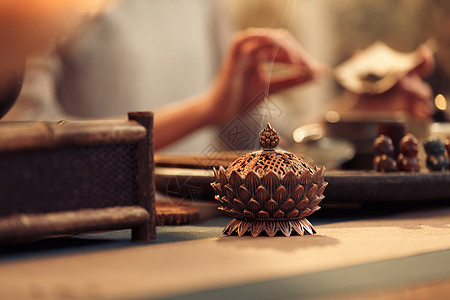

[259,123,279,150]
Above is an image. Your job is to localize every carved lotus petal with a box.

[279,220,292,236]
[218,166,228,188]
[237,221,251,236]
[318,182,328,195]
[299,208,312,218]
[286,208,299,218]
[291,185,305,202]
[233,198,246,212]
[220,196,232,208]
[230,208,243,219]
[238,186,251,204]
[295,197,309,210]
[306,184,318,201]
[245,171,261,194]
[265,221,277,237]
[213,167,219,184]
[218,206,230,215]
[258,210,270,219]
[262,171,280,196]
[221,213,318,237]
[308,195,323,208]
[273,209,285,219]
[281,171,298,194]
[243,209,256,220]
[251,221,264,237]
[274,186,288,205]
[247,198,262,213]
[216,196,226,206]
[300,219,314,235]
[229,170,243,190]
[211,182,222,196]
[290,220,304,236]
[255,186,270,204]
[224,184,235,201]
[226,218,240,235]
[310,206,321,214]
[313,166,325,183]
[280,199,295,213]
[264,199,279,215]
[299,171,312,186]
[318,194,325,204]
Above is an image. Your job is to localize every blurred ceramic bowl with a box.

[323,111,410,169]
[291,123,355,169]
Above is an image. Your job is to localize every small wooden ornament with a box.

[156,202,199,226]
[211,123,327,237]
[397,134,420,172]
[423,138,449,171]
[373,135,398,172]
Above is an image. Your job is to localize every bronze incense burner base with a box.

[222,218,316,237]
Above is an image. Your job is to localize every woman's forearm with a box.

[153,95,212,150]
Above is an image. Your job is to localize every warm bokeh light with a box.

[434,93,448,111]
[293,123,324,143]
[324,110,341,123]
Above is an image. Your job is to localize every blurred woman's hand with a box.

[341,44,435,120]
[154,28,325,149]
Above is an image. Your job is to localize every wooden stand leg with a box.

[128,111,156,242]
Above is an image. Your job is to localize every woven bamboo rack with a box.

[0,111,156,243]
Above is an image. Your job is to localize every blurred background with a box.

[1,0,450,168]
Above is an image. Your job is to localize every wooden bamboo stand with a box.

[0,111,156,243]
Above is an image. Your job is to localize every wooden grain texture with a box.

[0,206,149,243]
[0,112,156,243]
[156,202,199,226]
[128,111,156,242]
[0,119,146,152]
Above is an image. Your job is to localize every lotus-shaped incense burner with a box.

[211,123,327,237]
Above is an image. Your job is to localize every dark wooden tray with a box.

[155,167,450,204]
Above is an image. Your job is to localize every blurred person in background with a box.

[0,0,102,117]
[1,0,323,151]
[4,0,448,156]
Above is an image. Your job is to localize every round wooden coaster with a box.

[156,202,199,226]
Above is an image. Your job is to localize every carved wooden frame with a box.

[0,111,156,243]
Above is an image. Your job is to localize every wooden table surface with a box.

[0,201,449,300]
